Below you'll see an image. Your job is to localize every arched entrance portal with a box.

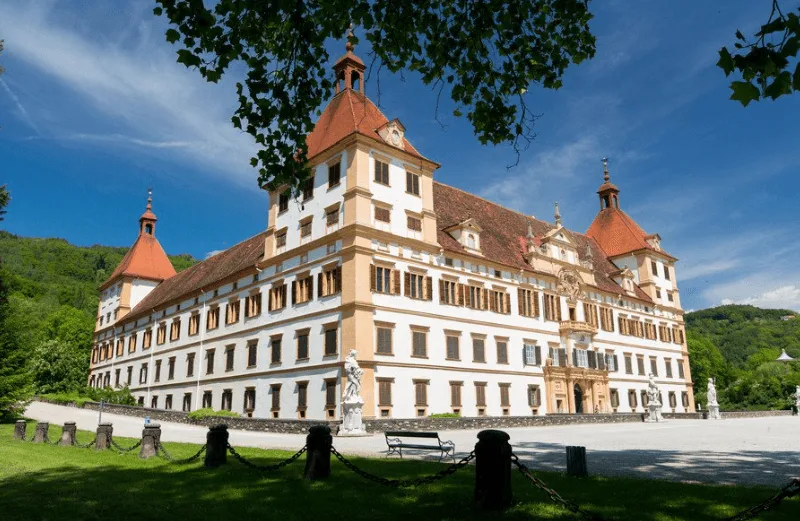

[573,384,584,414]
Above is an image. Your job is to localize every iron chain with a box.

[511,454,608,521]
[109,438,142,453]
[157,443,207,464]
[73,435,97,449]
[227,443,306,472]
[330,446,475,488]
[724,478,800,521]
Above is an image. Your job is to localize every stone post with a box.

[60,421,77,446]
[139,423,161,459]
[474,429,512,510]
[566,446,588,477]
[33,422,49,443]
[13,420,26,440]
[95,422,113,450]
[304,425,332,480]
[204,424,229,468]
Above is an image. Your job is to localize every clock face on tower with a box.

[391,129,401,146]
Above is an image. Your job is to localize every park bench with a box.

[384,431,456,462]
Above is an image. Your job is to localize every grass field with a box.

[0,420,798,521]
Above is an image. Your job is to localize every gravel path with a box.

[24,401,800,486]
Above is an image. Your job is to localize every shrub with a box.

[428,412,461,418]
[39,386,136,407]
[187,408,240,420]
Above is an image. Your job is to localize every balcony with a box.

[559,320,598,336]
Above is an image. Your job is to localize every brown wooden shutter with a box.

[268,290,273,312]
[426,276,433,301]
[291,281,297,305]
[318,273,324,298]
[370,265,376,292]
[392,269,401,295]
[439,279,445,304]
[534,291,540,317]
[307,276,314,301]
[404,272,411,297]
[543,294,550,319]
[505,293,511,314]
[334,267,342,292]
[458,284,465,306]
[517,289,524,315]
[488,291,495,312]
[482,289,488,310]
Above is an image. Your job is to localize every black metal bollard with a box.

[33,422,49,443]
[60,422,77,446]
[139,423,162,459]
[474,429,513,510]
[204,424,229,468]
[13,420,26,440]
[303,425,332,480]
[566,446,588,477]
[95,422,113,450]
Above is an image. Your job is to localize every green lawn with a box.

[0,421,797,521]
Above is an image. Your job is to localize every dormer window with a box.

[444,218,482,255]
[377,118,406,149]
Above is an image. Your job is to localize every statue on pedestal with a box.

[706,378,721,420]
[645,374,664,423]
[338,350,368,436]
[794,385,800,414]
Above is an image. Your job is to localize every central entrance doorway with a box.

[574,383,583,414]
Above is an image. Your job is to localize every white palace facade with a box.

[88,43,695,420]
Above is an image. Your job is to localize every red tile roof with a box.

[586,207,674,260]
[306,88,428,162]
[432,182,652,302]
[100,234,176,290]
[126,232,267,321]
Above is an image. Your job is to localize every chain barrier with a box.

[109,438,142,453]
[227,443,307,472]
[330,446,475,488]
[156,443,207,464]
[73,435,97,449]
[42,432,61,446]
[511,454,608,521]
[724,478,800,521]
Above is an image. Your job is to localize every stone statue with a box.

[343,349,363,403]
[338,349,367,436]
[644,373,664,423]
[794,385,800,408]
[557,269,582,303]
[706,377,721,420]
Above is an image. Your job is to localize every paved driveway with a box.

[24,401,800,486]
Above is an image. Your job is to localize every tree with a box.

[718,1,800,106]
[0,39,4,76]
[153,0,595,190]
[0,274,33,418]
[686,331,729,408]
[29,340,90,394]
[0,185,9,222]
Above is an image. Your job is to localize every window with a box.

[677,359,685,379]
[665,358,673,378]
[114,369,121,387]
[374,159,389,185]
[376,326,393,354]
[411,329,427,357]
[499,384,510,408]
[165,394,173,410]
[669,391,677,408]
[371,265,398,294]
[549,346,567,367]
[319,265,341,297]
[245,292,262,317]
[168,357,175,380]
[496,340,509,364]
[440,279,459,305]
[374,206,390,223]
[154,360,161,382]
[644,322,657,340]
[221,389,232,411]
[324,326,338,356]
[278,191,289,213]
[637,356,645,376]
[302,176,314,201]
[269,283,288,311]
[489,289,510,314]
[139,363,148,384]
[326,207,339,229]
[189,313,200,336]
[276,231,287,251]
[523,343,541,366]
[325,380,337,409]
[466,285,485,310]
[271,336,282,364]
[290,276,312,305]
[599,307,614,332]
[128,334,137,353]
[650,357,658,377]
[247,340,258,368]
[407,216,421,232]
[446,334,460,360]
[183,393,192,412]
[667,291,674,302]
[518,288,540,317]
[300,220,312,239]
[610,389,620,408]
[243,387,256,414]
[651,261,658,276]
[157,322,167,344]
[406,171,420,195]
[170,319,181,341]
[225,345,235,371]
[414,380,428,406]
[206,349,215,375]
[404,272,430,300]
[673,326,684,344]
[659,324,672,342]
[297,382,308,412]
[143,330,152,349]
[475,383,487,407]
[573,349,589,368]
[207,307,220,330]
[186,353,195,378]
[225,299,240,325]
[681,391,689,408]
[606,352,618,372]
[472,337,486,362]
[664,266,671,280]
[543,293,562,321]
[655,289,662,299]
[628,389,638,408]
[378,379,393,407]
[328,162,341,188]
[126,366,133,385]
[528,385,541,407]
[583,303,599,327]
[202,391,212,409]
[270,384,281,414]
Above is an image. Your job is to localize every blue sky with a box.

[1,0,799,312]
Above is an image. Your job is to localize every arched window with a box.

[145,223,153,235]
[351,71,361,91]
[560,249,567,261]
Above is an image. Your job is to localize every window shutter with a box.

[535,345,542,366]
[572,349,578,367]
[556,299,562,321]
[534,291,540,317]
[291,281,297,305]
[404,272,411,297]
[439,279,445,304]
[458,284,465,306]
[335,267,342,292]
[543,295,550,319]
[392,269,401,295]
[613,354,619,372]
[505,293,511,314]
[517,289,524,315]
[488,292,495,312]
[370,265,376,292]
[267,291,273,312]
[587,350,596,369]
[426,276,433,301]
[482,289,488,310]
[307,277,313,300]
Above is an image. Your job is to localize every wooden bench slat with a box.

[390,443,442,450]
[385,431,440,438]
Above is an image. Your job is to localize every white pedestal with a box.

[645,403,665,423]
[707,403,721,420]
[337,398,368,436]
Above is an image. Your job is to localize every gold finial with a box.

[602,157,610,182]
[345,23,355,52]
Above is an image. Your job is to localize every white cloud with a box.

[0,77,40,134]
[204,249,224,259]
[720,285,800,312]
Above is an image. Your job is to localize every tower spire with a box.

[333,24,366,94]
[139,188,158,236]
[602,157,610,183]
[596,157,620,210]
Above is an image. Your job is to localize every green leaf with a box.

[153,6,163,16]
[717,48,734,76]
[729,81,761,107]
[165,29,180,44]
[735,29,745,40]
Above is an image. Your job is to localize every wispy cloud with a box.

[721,285,800,311]
[67,133,193,149]
[204,249,224,259]
[0,77,40,134]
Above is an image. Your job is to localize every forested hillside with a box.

[0,231,196,398]
[686,305,800,410]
